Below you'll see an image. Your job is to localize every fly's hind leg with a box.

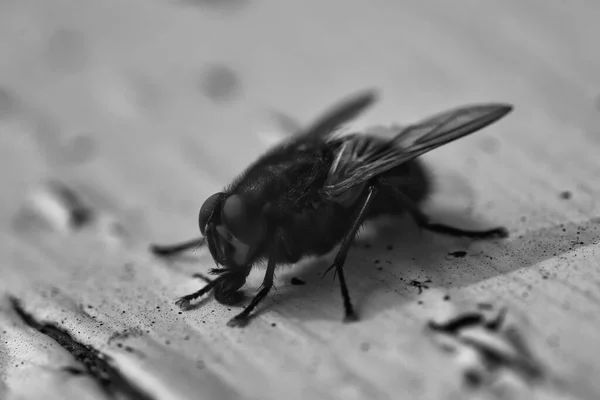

[383,182,508,239]
[149,237,206,257]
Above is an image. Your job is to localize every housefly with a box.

[150,89,513,327]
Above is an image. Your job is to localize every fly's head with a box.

[199,192,268,267]
[198,192,267,303]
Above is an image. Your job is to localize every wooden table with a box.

[1,1,599,399]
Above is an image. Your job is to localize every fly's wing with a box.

[268,90,377,142]
[245,89,378,177]
[275,89,378,150]
[322,103,513,198]
[300,89,377,141]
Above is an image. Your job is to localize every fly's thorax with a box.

[329,181,366,207]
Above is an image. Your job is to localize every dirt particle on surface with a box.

[559,190,572,200]
[290,277,306,285]
[409,278,432,294]
[448,250,467,258]
[107,327,144,344]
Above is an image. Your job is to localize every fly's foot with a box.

[343,311,359,323]
[227,313,251,328]
[486,226,509,239]
[467,226,509,239]
[175,297,193,311]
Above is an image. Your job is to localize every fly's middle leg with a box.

[323,184,379,322]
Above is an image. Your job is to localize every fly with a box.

[150,89,513,327]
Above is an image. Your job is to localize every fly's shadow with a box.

[264,212,600,323]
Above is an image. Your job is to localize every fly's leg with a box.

[385,184,508,239]
[174,278,217,311]
[323,185,379,322]
[150,237,206,257]
[227,236,281,328]
[151,238,209,308]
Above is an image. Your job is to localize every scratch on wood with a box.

[427,308,546,389]
[23,181,94,232]
[9,297,154,400]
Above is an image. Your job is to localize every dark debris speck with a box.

[290,277,306,285]
[448,251,467,258]
[409,278,432,294]
[559,191,572,200]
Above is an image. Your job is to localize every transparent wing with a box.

[269,89,377,142]
[322,103,513,198]
[300,89,377,141]
[272,89,377,152]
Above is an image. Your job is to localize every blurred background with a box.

[1,1,600,399]
[2,0,597,243]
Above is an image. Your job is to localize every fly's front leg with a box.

[324,185,379,323]
[150,237,206,257]
[227,234,282,328]
[383,182,508,239]
[174,278,218,310]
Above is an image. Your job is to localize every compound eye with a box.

[198,193,224,235]
[221,195,265,246]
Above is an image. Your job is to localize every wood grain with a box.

[1,0,600,399]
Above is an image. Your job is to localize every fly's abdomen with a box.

[277,203,354,263]
[368,158,432,217]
